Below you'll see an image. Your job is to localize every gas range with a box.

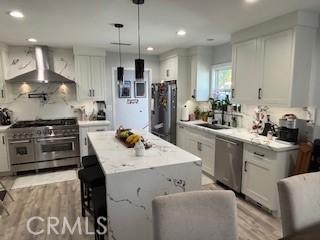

[8,118,79,140]
[8,118,80,173]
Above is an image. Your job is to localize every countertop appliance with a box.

[215,136,243,193]
[96,101,106,120]
[277,115,307,144]
[7,118,80,173]
[151,81,177,144]
[0,108,11,126]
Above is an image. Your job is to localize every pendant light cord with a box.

[118,28,122,66]
[138,3,141,59]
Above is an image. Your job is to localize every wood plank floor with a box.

[0,179,282,240]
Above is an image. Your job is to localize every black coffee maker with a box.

[277,114,302,144]
[0,108,11,126]
[96,101,106,120]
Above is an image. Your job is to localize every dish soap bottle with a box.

[134,139,145,157]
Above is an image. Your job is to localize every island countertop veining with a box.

[87,130,202,240]
[87,130,201,175]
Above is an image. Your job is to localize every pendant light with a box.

[115,23,124,83]
[133,0,144,80]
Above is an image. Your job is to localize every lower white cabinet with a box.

[0,133,10,172]
[80,125,109,159]
[241,144,296,213]
[177,124,215,176]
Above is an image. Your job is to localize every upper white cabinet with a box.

[231,11,318,107]
[74,47,106,101]
[190,47,212,102]
[0,44,8,103]
[0,133,10,173]
[160,56,178,81]
[232,39,259,103]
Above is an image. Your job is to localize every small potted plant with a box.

[194,106,201,120]
[201,111,209,122]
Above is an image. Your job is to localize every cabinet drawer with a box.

[245,144,276,161]
[89,126,108,132]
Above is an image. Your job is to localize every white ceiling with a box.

[0,0,320,55]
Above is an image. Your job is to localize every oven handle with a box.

[36,136,77,142]
[9,140,32,144]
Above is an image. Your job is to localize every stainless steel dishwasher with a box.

[214,136,243,193]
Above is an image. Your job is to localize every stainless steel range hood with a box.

[6,46,75,84]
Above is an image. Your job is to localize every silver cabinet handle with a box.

[2,136,5,145]
[231,88,235,98]
[1,89,4,98]
[84,137,87,146]
[89,89,91,97]
[93,89,95,97]
[95,129,105,132]
[216,137,238,146]
[254,152,265,158]
[197,142,202,151]
[9,140,31,144]
[37,136,77,142]
[244,161,248,172]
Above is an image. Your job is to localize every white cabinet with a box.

[0,133,10,173]
[241,144,296,213]
[79,124,110,159]
[232,27,316,107]
[0,45,8,103]
[177,124,215,176]
[75,55,106,101]
[160,56,178,81]
[231,39,259,103]
[190,47,212,102]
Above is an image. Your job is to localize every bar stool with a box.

[82,155,99,168]
[0,180,14,216]
[78,165,107,240]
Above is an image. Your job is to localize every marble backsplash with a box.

[0,83,110,122]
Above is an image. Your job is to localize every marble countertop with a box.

[88,130,201,175]
[177,120,299,152]
[78,120,111,127]
[0,125,11,132]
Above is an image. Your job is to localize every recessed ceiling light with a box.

[147,47,154,51]
[9,10,24,18]
[177,30,186,36]
[27,38,37,43]
[245,0,258,3]
[207,38,215,42]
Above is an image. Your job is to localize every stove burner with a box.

[10,118,77,129]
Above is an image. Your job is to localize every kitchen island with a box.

[87,130,202,240]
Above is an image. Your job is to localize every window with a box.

[211,63,232,100]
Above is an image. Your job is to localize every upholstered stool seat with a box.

[82,155,99,168]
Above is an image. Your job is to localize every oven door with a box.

[35,136,80,162]
[9,139,35,164]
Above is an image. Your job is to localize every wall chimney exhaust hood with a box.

[6,46,75,84]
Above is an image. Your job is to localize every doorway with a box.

[112,69,151,130]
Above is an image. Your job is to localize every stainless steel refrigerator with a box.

[151,81,177,144]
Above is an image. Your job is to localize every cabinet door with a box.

[90,56,106,100]
[232,40,259,103]
[79,127,89,158]
[0,50,7,103]
[176,125,189,151]
[75,56,92,100]
[242,149,275,210]
[259,30,293,105]
[0,133,10,172]
[198,140,215,176]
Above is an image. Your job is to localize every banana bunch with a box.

[126,134,141,145]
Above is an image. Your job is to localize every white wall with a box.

[212,43,232,65]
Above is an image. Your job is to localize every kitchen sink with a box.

[196,123,230,130]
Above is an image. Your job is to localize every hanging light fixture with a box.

[133,0,144,80]
[114,23,124,83]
